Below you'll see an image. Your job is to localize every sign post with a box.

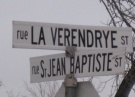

[64,74,77,97]
[64,47,77,97]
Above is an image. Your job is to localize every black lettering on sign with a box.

[121,36,125,45]
[64,28,70,46]
[115,57,122,67]
[95,30,102,48]
[119,57,122,67]
[31,26,37,45]
[88,54,92,72]
[75,56,80,73]
[48,59,52,77]
[87,30,94,47]
[40,60,45,78]
[125,36,128,45]
[48,57,66,77]
[102,30,109,48]
[38,27,46,45]
[107,53,112,71]
[81,55,87,73]
[17,30,28,40]
[70,57,74,74]
[56,58,61,76]
[92,54,95,72]
[78,29,85,47]
[61,58,66,75]
[52,58,56,76]
[71,29,77,46]
[121,36,128,45]
[115,58,119,67]
[58,28,63,46]
[32,66,39,74]
[111,31,117,48]
[102,53,107,71]
[40,60,47,78]
[96,53,101,72]
[56,58,66,76]
[51,27,57,45]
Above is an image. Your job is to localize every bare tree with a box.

[0,81,2,87]
[0,81,5,89]
[7,91,21,97]
[6,81,59,97]
[24,81,60,97]
[100,0,135,97]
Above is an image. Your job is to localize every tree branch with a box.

[111,0,135,33]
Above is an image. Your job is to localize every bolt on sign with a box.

[13,21,132,52]
[30,48,126,83]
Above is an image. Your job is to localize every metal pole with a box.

[64,74,77,97]
[64,46,77,97]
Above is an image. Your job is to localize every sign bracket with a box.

[64,74,77,97]
[65,46,76,57]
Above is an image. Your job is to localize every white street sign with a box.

[55,81,100,97]
[13,21,132,52]
[30,48,126,83]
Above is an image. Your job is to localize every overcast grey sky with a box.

[0,0,134,97]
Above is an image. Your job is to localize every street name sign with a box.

[13,21,132,52]
[30,48,126,83]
